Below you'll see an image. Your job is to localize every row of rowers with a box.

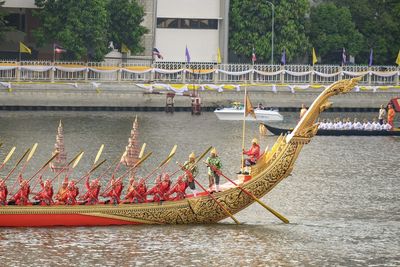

[0,145,263,206]
[317,118,393,131]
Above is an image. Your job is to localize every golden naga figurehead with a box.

[288,77,362,142]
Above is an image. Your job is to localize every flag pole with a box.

[241,86,247,172]
[53,43,55,63]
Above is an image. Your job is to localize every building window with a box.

[157,18,218,30]
[5,13,26,32]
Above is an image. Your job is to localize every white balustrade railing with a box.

[0,60,399,86]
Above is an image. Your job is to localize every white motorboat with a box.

[214,103,283,121]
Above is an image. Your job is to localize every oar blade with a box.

[159,144,178,167]
[169,144,177,157]
[196,146,212,164]
[68,151,84,166]
[139,143,146,159]
[3,146,16,164]
[27,143,38,162]
[135,151,152,168]
[72,151,84,168]
[16,148,30,166]
[89,159,107,174]
[94,144,105,165]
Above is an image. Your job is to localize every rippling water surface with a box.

[0,111,399,266]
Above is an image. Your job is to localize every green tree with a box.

[34,0,109,60]
[0,1,9,40]
[229,0,310,64]
[330,0,400,65]
[309,3,364,64]
[107,0,148,54]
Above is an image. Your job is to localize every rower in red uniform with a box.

[81,177,101,205]
[242,138,260,167]
[65,180,79,205]
[55,178,69,202]
[11,179,31,205]
[159,173,171,201]
[103,178,123,205]
[0,179,8,205]
[147,174,162,202]
[136,178,147,203]
[34,177,54,206]
[166,175,188,200]
[124,177,139,203]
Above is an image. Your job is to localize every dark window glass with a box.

[5,13,26,32]
[190,20,199,29]
[181,19,190,29]
[157,18,218,30]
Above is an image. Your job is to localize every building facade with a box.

[154,0,229,63]
[0,0,229,63]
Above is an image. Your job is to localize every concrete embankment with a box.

[0,83,398,112]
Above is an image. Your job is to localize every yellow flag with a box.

[245,92,256,119]
[312,47,317,65]
[19,42,31,54]
[396,50,400,66]
[217,47,222,64]
[121,43,130,53]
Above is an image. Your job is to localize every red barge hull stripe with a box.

[0,214,142,227]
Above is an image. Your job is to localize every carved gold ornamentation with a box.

[0,79,361,226]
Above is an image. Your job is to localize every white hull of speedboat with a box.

[214,108,284,121]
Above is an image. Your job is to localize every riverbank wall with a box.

[0,83,398,112]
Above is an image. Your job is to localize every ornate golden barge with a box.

[0,78,361,227]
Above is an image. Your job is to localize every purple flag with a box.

[368,48,373,66]
[185,46,191,63]
[281,49,286,65]
[342,48,346,65]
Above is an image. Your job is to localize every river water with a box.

[0,111,398,266]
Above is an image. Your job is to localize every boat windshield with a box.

[231,102,243,109]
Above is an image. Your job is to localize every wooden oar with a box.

[97,153,126,183]
[139,143,146,159]
[160,144,177,173]
[204,161,289,224]
[0,146,16,171]
[168,146,213,190]
[61,151,85,184]
[9,143,38,193]
[21,143,38,173]
[57,159,107,200]
[170,146,212,177]
[50,151,84,184]
[31,151,84,192]
[84,144,105,181]
[10,152,59,198]
[4,148,30,182]
[101,151,127,191]
[189,170,240,225]
[142,145,177,183]
[75,159,107,185]
[101,152,152,195]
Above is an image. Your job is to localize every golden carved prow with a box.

[287,77,362,142]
